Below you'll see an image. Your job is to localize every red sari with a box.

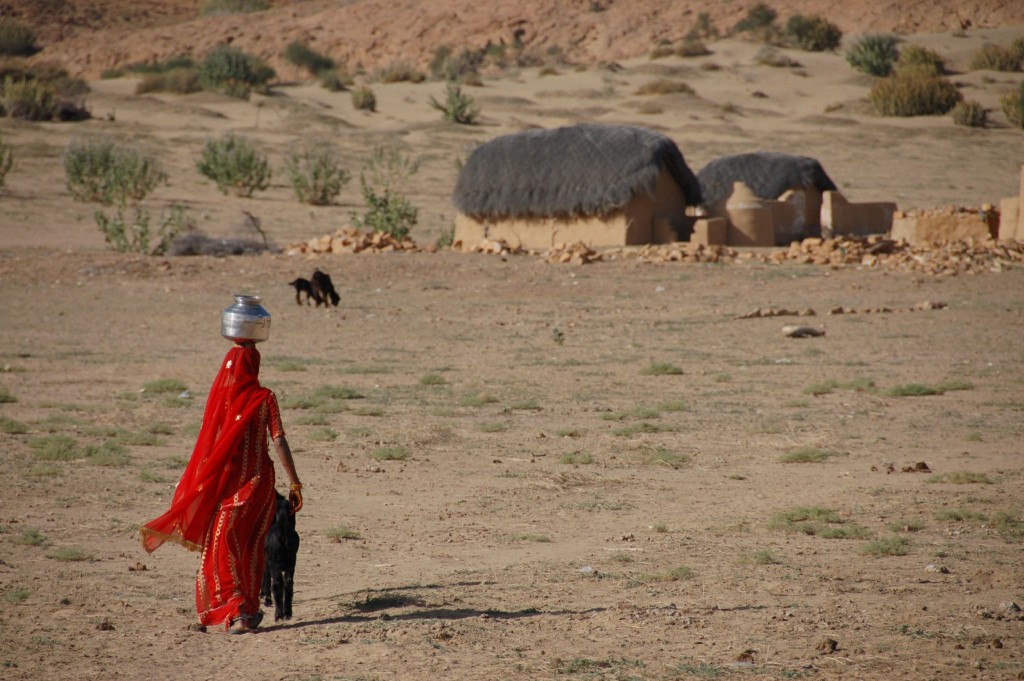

[140,345,284,629]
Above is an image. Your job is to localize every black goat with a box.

[261,491,300,621]
[289,277,323,306]
[311,269,340,307]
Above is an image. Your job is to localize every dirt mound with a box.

[9,0,1024,78]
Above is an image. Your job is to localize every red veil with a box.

[141,345,270,553]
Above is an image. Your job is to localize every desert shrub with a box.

[0,18,37,57]
[196,134,271,197]
[756,46,800,67]
[688,11,719,41]
[868,70,961,116]
[1,76,54,120]
[198,45,275,99]
[733,2,777,35]
[283,41,335,76]
[635,79,694,96]
[649,44,674,60]
[784,14,842,52]
[94,203,190,255]
[135,67,201,95]
[375,62,425,84]
[429,45,484,82]
[285,140,350,205]
[429,81,479,124]
[317,66,352,92]
[199,0,269,16]
[352,145,420,240]
[846,33,900,76]
[968,43,1022,72]
[675,40,711,58]
[951,100,987,127]
[896,44,945,75]
[125,55,196,75]
[0,129,12,188]
[351,85,376,111]
[1001,82,1024,129]
[64,138,166,205]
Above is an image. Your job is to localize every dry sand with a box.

[1,5,1024,680]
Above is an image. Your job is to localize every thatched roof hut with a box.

[452,124,703,249]
[696,152,837,209]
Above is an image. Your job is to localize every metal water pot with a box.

[221,294,271,343]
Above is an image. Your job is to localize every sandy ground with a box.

[1,20,1024,681]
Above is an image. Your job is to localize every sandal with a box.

[228,617,252,635]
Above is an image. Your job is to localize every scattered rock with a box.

[187,622,207,632]
[736,649,757,663]
[901,462,931,473]
[97,619,115,631]
[925,564,950,574]
[999,601,1021,613]
[128,562,147,572]
[286,228,420,255]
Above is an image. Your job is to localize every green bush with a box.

[785,14,842,52]
[64,138,166,205]
[197,134,271,197]
[93,203,190,254]
[429,81,480,124]
[135,68,201,95]
[0,18,37,57]
[846,33,900,76]
[199,0,269,16]
[897,44,945,75]
[1001,82,1024,129]
[0,129,12,189]
[283,41,335,75]
[1,76,54,120]
[351,85,376,111]
[198,45,275,99]
[951,100,987,127]
[285,141,350,205]
[869,70,961,116]
[352,146,420,240]
[968,43,1022,72]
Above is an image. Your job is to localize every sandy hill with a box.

[6,0,1024,78]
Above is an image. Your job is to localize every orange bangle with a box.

[290,482,302,491]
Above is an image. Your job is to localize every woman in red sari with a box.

[140,342,302,634]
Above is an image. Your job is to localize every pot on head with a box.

[221,294,271,343]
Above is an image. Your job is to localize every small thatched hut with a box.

[452,124,703,250]
[697,152,838,244]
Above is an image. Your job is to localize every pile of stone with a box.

[603,243,739,264]
[748,236,1024,275]
[456,238,532,256]
[285,229,419,255]
[544,242,602,264]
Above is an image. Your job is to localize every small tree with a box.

[429,81,480,124]
[197,134,271,197]
[285,140,350,205]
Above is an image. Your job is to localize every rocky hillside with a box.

[4,0,1023,78]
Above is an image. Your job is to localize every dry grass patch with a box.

[926,471,992,484]
[778,446,836,463]
[369,446,410,461]
[634,79,695,96]
[628,565,695,587]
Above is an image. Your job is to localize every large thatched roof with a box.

[452,124,702,219]
[697,152,838,207]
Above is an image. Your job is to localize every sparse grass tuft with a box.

[613,422,670,436]
[846,33,900,76]
[307,428,338,442]
[5,588,30,604]
[861,536,910,556]
[477,422,508,433]
[926,471,992,484]
[460,393,498,407]
[351,85,376,112]
[369,446,410,461]
[560,451,594,465]
[897,44,945,75]
[951,100,987,127]
[778,446,835,463]
[1002,82,1024,129]
[47,547,93,562]
[968,42,1023,72]
[641,362,683,376]
[642,447,690,468]
[85,441,131,467]
[886,380,972,397]
[634,79,695,96]
[200,0,269,16]
[628,565,695,587]
[142,378,187,395]
[868,70,961,116]
[784,14,842,52]
[15,529,48,546]
[419,373,446,386]
[0,414,26,434]
[770,505,844,535]
[325,525,361,542]
[935,508,988,523]
[28,435,81,461]
[744,549,783,565]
